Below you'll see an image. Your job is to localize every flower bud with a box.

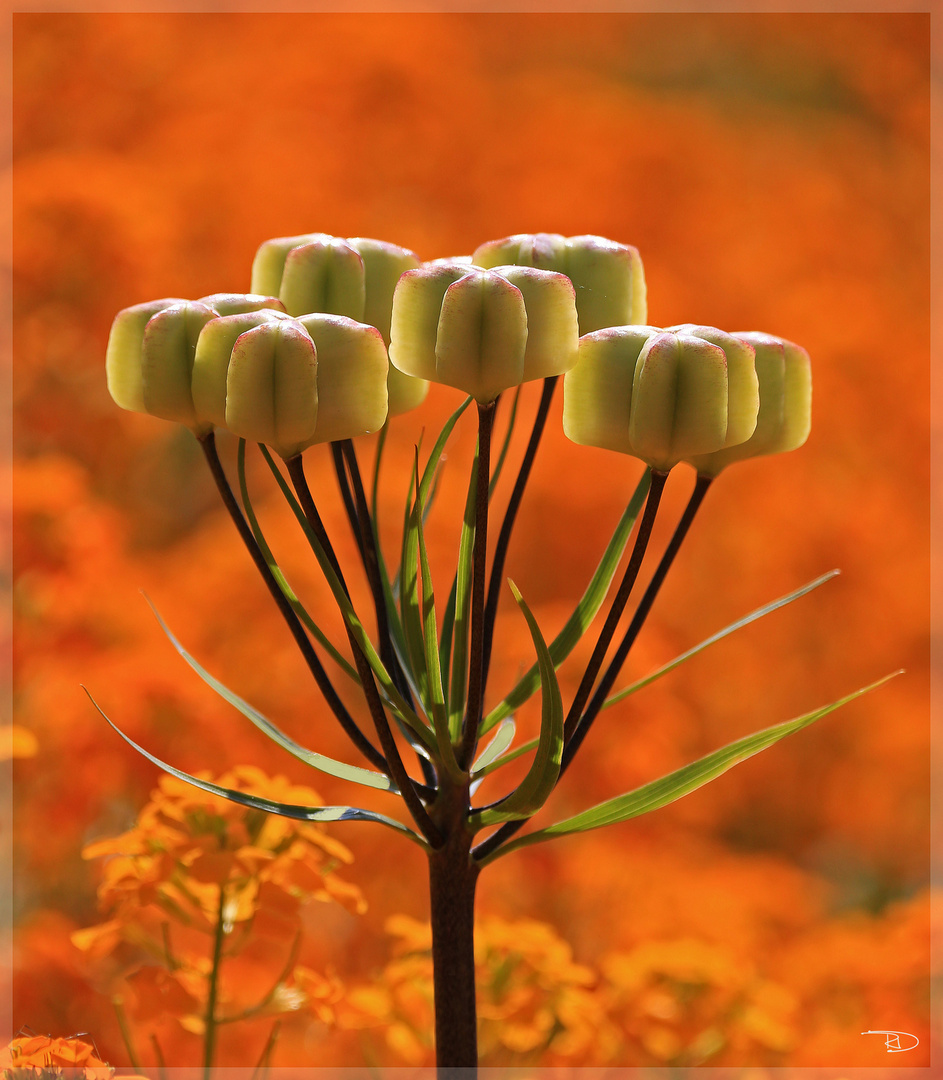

[667,324,758,449]
[390,264,578,403]
[140,301,219,430]
[346,237,430,418]
[563,326,661,456]
[295,314,389,443]
[473,232,647,333]
[105,298,187,414]
[250,232,334,297]
[687,332,811,476]
[224,319,319,459]
[628,331,730,470]
[197,293,286,317]
[276,238,364,319]
[192,310,293,428]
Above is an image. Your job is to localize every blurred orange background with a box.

[10,11,932,1071]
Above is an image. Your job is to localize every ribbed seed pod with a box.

[197,293,286,317]
[140,301,219,430]
[224,319,319,460]
[105,298,187,415]
[473,232,647,333]
[687,332,811,476]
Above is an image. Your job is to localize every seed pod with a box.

[295,314,389,444]
[250,232,334,297]
[346,237,429,417]
[140,301,219,430]
[667,324,759,449]
[473,232,647,333]
[105,298,187,414]
[562,325,661,456]
[197,293,286,317]
[225,318,319,459]
[192,310,293,428]
[628,331,730,470]
[687,332,812,476]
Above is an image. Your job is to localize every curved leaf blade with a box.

[143,597,395,793]
[479,672,901,864]
[603,570,841,709]
[471,718,517,778]
[481,468,651,734]
[83,688,428,849]
[473,582,564,826]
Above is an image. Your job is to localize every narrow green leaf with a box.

[488,386,521,499]
[481,468,652,734]
[472,736,538,781]
[237,440,358,683]
[470,718,516,777]
[399,396,472,703]
[603,570,841,710]
[258,446,436,753]
[479,672,901,864]
[83,688,428,849]
[143,597,394,793]
[370,422,388,523]
[414,456,463,779]
[437,577,457,709]
[449,441,479,739]
[473,582,564,826]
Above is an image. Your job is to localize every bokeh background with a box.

[10,10,932,1071]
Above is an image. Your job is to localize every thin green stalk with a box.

[198,432,387,772]
[561,469,668,746]
[564,473,713,769]
[286,455,443,848]
[480,376,557,691]
[112,997,143,1073]
[203,883,228,1080]
[459,399,496,768]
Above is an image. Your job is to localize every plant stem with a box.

[480,376,557,692]
[428,779,480,1076]
[561,469,668,745]
[459,399,496,768]
[198,432,388,772]
[286,454,443,847]
[471,468,668,865]
[203,883,228,1080]
[563,472,713,768]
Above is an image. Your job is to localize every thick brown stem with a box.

[428,781,479,1076]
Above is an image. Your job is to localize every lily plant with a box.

[97,230,895,1076]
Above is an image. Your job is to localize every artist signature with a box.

[860,1029,920,1052]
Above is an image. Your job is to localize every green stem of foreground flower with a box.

[459,399,496,769]
[198,432,388,773]
[286,455,443,847]
[560,468,668,746]
[480,375,557,692]
[563,473,714,770]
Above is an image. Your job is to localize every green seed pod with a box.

[473,233,647,333]
[197,293,286,317]
[346,237,430,418]
[105,298,187,414]
[225,319,319,459]
[295,314,389,444]
[388,263,474,384]
[140,301,220,430]
[277,238,365,319]
[192,310,293,428]
[687,332,812,476]
[562,325,661,456]
[628,331,730,471]
[492,265,579,383]
[250,233,333,297]
[390,264,580,404]
[434,269,528,403]
[667,324,759,449]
